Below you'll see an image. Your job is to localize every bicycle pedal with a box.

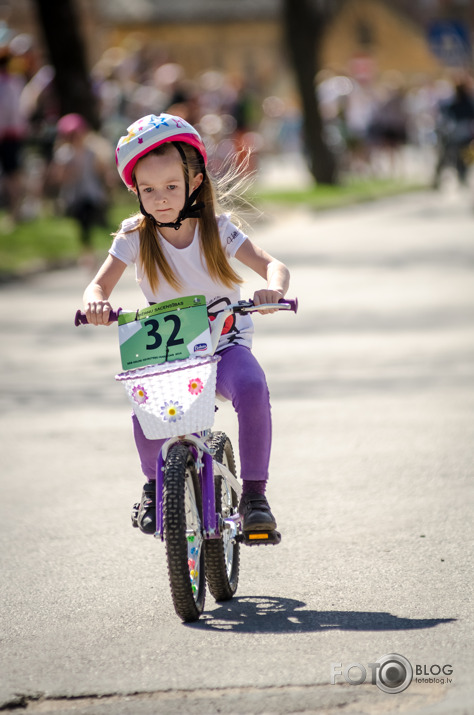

[238,530,282,546]
[131,502,139,528]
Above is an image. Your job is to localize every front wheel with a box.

[205,432,240,601]
[163,444,205,622]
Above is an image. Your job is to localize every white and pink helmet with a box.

[116,113,208,189]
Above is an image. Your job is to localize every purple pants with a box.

[132,345,272,482]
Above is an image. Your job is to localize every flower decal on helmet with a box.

[160,400,184,423]
[122,129,137,144]
[188,377,204,396]
[132,385,148,404]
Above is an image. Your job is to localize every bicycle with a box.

[75,296,298,622]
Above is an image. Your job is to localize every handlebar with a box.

[74,309,122,326]
[233,298,298,314]
[74,298,298,326]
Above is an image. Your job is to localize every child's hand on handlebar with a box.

[84,301,114,326]
[252,289,285,314]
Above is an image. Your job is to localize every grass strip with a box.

[254,178,426,210]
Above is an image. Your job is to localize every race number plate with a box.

[118,295,211,370]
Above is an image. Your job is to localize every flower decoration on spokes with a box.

[160,400,184,423]
[188,377,204,396]
[131,385,148,404]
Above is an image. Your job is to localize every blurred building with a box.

[98,0,282,87]
[93,0,447,86]
[5,0,471,85]
[322,0,443,78]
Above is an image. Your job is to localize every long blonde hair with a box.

[125,142,244,293]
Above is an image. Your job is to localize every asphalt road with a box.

[1,188,473,714]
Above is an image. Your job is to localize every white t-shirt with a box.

[109,214,254,351]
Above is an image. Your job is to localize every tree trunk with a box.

[282,0,339,184]
[32,0,100,129]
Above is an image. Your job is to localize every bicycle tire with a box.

[205,432,240,601]
[163,443,205,622]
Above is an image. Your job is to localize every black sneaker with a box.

[137,481,156,534]
[239,493,277,532]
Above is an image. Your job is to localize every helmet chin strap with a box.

[136,142,205,230]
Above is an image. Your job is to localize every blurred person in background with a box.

[155,62,200,124]
[0,45,27,231]
[433,77,474,188]
[368,74,409,178]
[20,61,58,165]
[48,113,115,267]
[13,36,60,220]
[338,74,377,175]
[229,76,261,175]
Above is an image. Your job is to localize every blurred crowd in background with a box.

[1,23,474,241]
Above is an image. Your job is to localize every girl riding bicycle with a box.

[82,113,290,536]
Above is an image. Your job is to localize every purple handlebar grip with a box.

[74,309,121,326]
[279,297,298,313]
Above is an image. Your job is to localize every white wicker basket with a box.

[115,355,220,439]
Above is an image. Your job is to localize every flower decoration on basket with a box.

[131,385,148,404]
[188,377,204,396]
[160,400,184,423]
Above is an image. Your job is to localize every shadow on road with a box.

[187,596,456,633]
